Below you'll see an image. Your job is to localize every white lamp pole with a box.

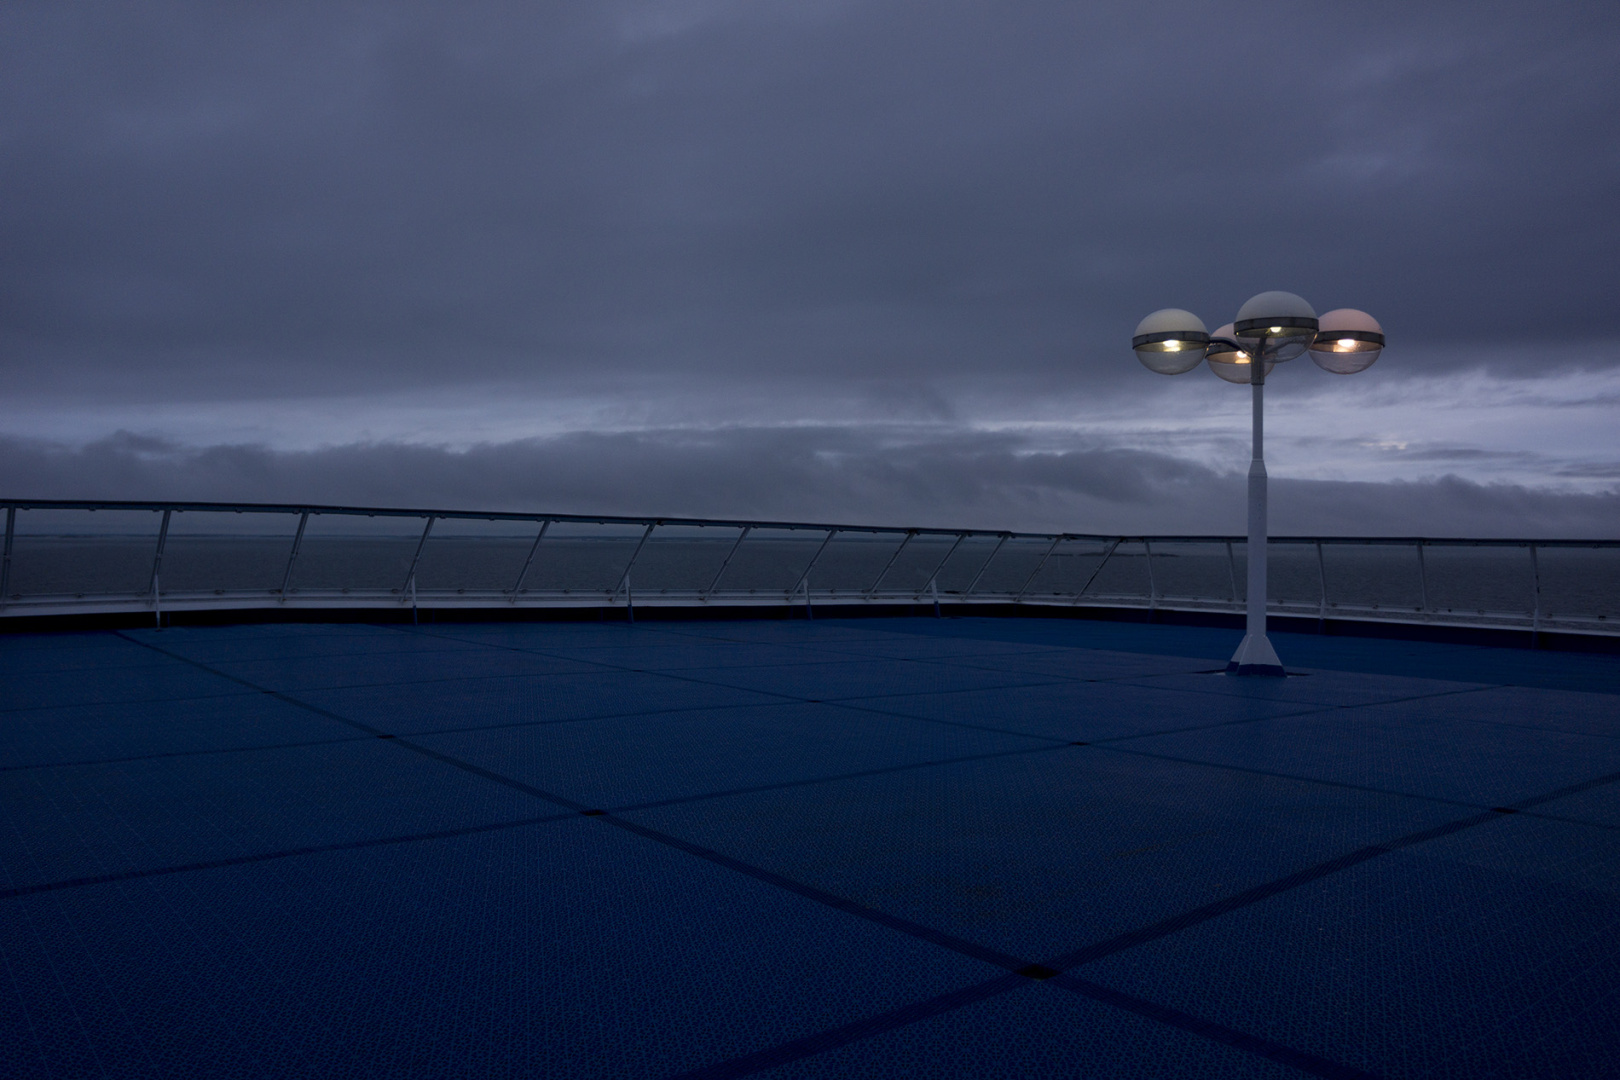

[1132,293,1385,676]
[1239,340,1274,674]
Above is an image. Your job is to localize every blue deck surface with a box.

[2,616,1618,1079]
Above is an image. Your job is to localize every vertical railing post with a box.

[704,526,751,600]
[787,529,837,600]
[147,509,171,600]
[963,534,1010,598]
[0,506,14,610]
[1315,540,1328,630]
[866,531,915,598]
[1144,538,1158,611]
[280,511,309,603]
[921,533,968,600]
[1073,538,1120,605]
[1015,535,1065,603]
[402,517,436,612]
[1225,539,1239,606]
[614,523,657,616]
[510,519,551,599]
[148,509,172,628]
[1416,541,1430,614]
[1529,543,1542,645]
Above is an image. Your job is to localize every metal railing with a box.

[1,499,1615,635]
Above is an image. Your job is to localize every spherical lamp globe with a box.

[1132,309,1209,375]
[1233,291,1317,362]
[1206,323,1274,383]
[1310,309,1384,374]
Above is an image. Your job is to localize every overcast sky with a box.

[3,0,1618,535]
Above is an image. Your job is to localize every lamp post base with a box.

[1226,633,1285,677]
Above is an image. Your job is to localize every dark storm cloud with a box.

[4,0,1619,404]
[3,429,1616,539]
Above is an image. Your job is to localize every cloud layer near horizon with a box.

[5,429,1615,539]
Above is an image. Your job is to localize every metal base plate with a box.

[1227,632,1286,677]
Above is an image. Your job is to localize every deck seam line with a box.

[0,688,266,718]
[389,624,1031,707]
[386,623,1082,708]
[1092,743,1620,821]
[0,812,577,899]
[0,734,378,773]
[664,976,1032,1080]
[1049,975,1383,1080]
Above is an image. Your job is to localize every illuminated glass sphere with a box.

[1310,308,1384,374]
[1132,308,1209,375]
[1207,323,1274,383]
[1233,291,1317,362]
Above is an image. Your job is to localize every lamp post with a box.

[1133,292,1384,676]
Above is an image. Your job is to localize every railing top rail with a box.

[0,498,1613,547]
[0,498,1002,536]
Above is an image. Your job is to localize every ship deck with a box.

[4,616,1619,1078]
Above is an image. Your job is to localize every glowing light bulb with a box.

[1268,326,1283,333]
[1336,338,1356,351]
[1234,354,1250,364]
[1163,340,1181,351]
